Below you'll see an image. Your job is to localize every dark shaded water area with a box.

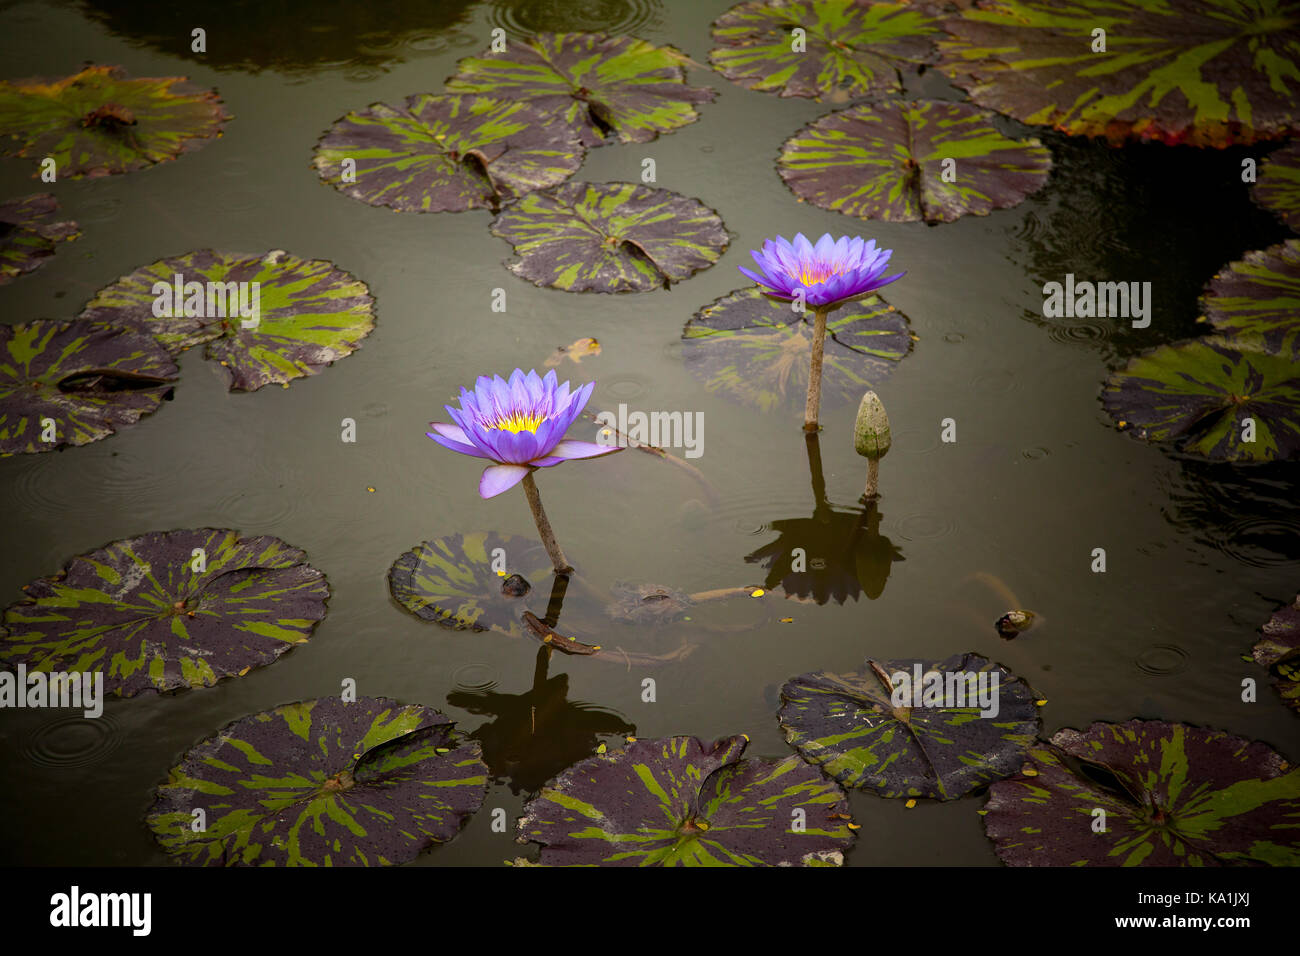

[0,0,1296,865]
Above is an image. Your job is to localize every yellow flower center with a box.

[798,262,840,286]
[487,411,546,433]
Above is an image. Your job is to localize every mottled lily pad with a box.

[389,532,552,636]
[312,94,584,213]
[1252,594,1300,714]
[1,529,328,697]
[492,181,728,292]
[709,0,940,102]
[779,652,1041,800]
[147,696,487,865]
[78,249,375,392]
[778,99,1052,223]
[683,287,910,411]
[937,0,1300,146]
[0,193,79,284]
[445,32,714,148]
[984,720,1300,866]
[1200,240,1300,360]
[0,320,177,456]
[1102,335,1300,461]
[1254,143,1300,231]
[0,64,229,178]
[516,734,855,865]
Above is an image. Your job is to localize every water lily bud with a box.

[854,390,891,460]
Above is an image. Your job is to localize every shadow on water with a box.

[745,433,904,604]
[74,0,478,73]
[1011,135,1294,360]
[448,644,635,795]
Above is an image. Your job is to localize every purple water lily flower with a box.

[739,232,905,431]
[739,232,903,309]
[428,368,617,499]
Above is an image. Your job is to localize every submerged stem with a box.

[804,307,829,431]
[521,471,571,574]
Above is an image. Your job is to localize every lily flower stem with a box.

[521,471,572,574]
[804,306,830,432]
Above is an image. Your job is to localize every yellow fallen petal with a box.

[904,799,917,809]
[780,617,794,623]
[750,588,765,597]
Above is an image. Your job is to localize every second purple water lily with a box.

[428,368,620,573]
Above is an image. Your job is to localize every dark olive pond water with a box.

[1,0,1297,866]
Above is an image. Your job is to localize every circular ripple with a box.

[78,193,124,225]
[342,65,384,83]
[213,472,303,530]
[601,372,651,401]
[1211,518,1300,568]
[895,512,956,541]
[1134,643,1190,677]
[1045,318,1112,348]
[700,145,715,154]
[971,367,1017,394]
[21,711,123,770]
[451,662,499,692]
[404,31,453,54]
[1020,446,1050,461]
[364,401,388,419]
[488,0,660,38]
[944,332,965,344]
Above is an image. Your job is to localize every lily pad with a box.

[0,320,177,456]
[983,720,1300,866]
[147,696,488,865]
[445,32,714,148]
[0,64,229,178]
[1102,335,1300,461]
[1253,143,1300,231]
[491,181,728,293]
[78,249,376,392]
[1200,239,1300,360]
[516,734,855,865]
[778,99,1052,223]
[709,0,940,102]
[0,193,79,284]
[683,287,910,412]
[389,532,552,636]
[312,94,584,213]
[937,0,1300,146]
[1252,594,1300,714]
[779,652,1041,800]
[1,529,328,697]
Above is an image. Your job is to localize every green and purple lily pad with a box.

[682,287,911,412]
[147,696,488,865]
[0,64,229,178]
[516,734,856,866]
[1,529,328,697]
[0,319,177,456]
[312,94,585,213]
[1252,594,1300,714]
[0,193,79,284]
[709,0,940,102]
[778,98,1052,222]
[491,181,729,292]
[445,32,715,148]
[389,532,552,636]
[1253,143,1300,231]
[779,652,1041,800]
[937,0,1300,146]
[78,249,376,392]
[1102,335,1300,461]
[983,720,1300,866]
[1200,239,1300,360]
